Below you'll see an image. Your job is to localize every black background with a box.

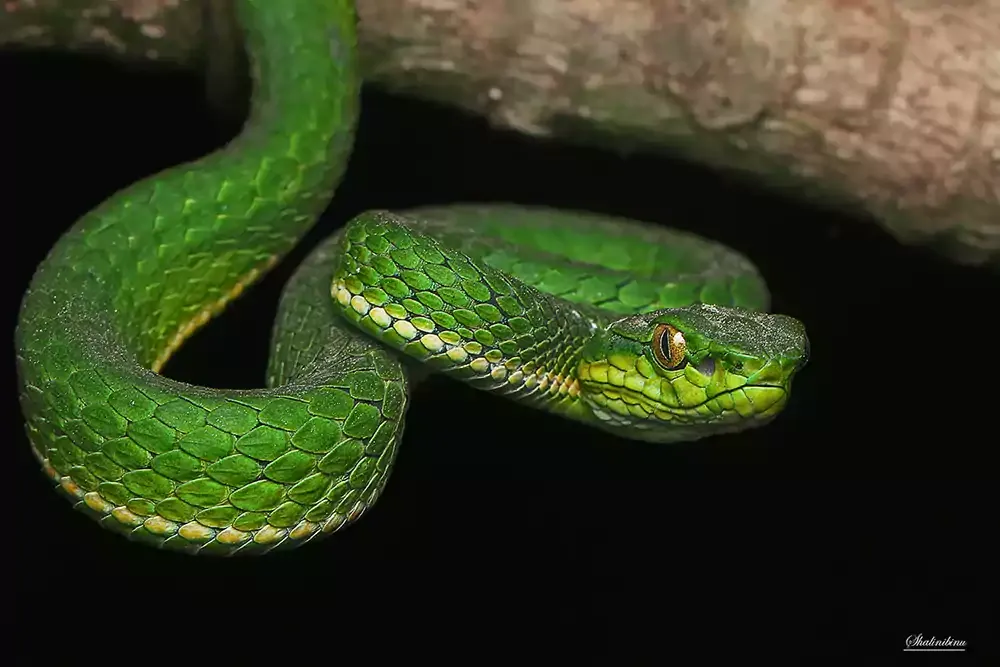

[8,49,997,659]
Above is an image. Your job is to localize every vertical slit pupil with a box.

[655,325,685,370]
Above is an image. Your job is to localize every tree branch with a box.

[4,0,998,266]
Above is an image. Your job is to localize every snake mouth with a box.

[581,381,788,428]
[687,383,787,412]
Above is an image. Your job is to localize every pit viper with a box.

[15,0,809,555]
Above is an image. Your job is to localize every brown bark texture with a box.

[5,0,999,267]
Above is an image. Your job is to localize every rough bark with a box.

[4,0,998,267]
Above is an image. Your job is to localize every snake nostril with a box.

[800,336,811,368]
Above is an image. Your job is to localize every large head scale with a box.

[577,303,809,443]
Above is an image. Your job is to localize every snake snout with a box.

[764,313,809,372]
[799,334,810,370]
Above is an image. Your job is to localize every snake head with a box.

[577,303,809,443]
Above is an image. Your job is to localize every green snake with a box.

[15,0,809,555]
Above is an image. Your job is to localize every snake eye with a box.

[652,323,687,370]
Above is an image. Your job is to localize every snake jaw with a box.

[577,366,790,442]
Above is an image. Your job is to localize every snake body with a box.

[15,0,808,555]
